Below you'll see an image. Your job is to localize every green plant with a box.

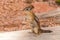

[55,0,60,5]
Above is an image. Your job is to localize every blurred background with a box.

[0,0,60,31]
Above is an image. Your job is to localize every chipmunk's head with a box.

[23,5,34,11]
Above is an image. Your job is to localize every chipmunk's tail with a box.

[40,29,52,33]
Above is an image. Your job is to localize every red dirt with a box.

[0,0,57,31]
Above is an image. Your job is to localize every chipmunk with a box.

[23,0,52,35]
[23,5,41,34]
[23,5,52,35]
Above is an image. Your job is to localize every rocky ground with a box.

[0,26,60,40]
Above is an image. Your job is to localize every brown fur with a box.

[23,0,52,34]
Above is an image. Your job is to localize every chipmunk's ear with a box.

[23,5,34,11]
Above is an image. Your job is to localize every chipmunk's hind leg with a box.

[31,20,42,35]
[33,27,42,35]
[31,26,41,35]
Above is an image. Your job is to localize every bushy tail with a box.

[40,29,52,33]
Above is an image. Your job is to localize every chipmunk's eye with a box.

[24,8,31,11]
[26,8,28,10]
[23,5,34,11]
[27,8,31,11]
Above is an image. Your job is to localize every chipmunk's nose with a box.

[23,5,34,11]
